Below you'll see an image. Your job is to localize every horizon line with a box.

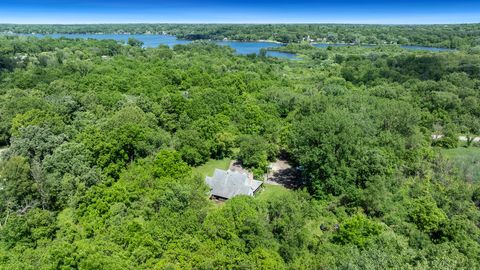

[1,22,479,26]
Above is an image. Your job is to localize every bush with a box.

[333,214,383,248]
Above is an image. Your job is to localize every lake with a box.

[5,33,451,58]
[399,45,452,52]
[313,43,453,51]
[265,51,300,60]
[14,33,299,59]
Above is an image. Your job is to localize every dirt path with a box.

[265,159,302,189]
[229,159,301,189]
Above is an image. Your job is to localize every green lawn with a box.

[193,158,231,178]
[441,147,480,182]
[256,184,291,202]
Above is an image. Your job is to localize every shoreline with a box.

[0,32,286,44]
[256,39,284,44]
[0,33,452,50]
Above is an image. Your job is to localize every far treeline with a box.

[1,23,480,48]
[0,31,479,269]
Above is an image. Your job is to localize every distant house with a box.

[205,169,263,200]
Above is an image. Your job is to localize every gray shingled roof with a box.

[205,169,262,199]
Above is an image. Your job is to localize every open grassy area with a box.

[441,146,480,182]
[256,184,291,202]
[193,158,231,178]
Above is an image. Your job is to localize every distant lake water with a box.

[13,33,299,59]
[265,51,301,60]
[3,33,452,59]
[399,45,452,52]
[313,43,453,52]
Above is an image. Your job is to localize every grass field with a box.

[193,158,231,178]
[441,146,480,182]
[256,184,291,202]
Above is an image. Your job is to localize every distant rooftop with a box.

[205,169,262,199]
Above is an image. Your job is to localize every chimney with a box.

[248,173,253,186]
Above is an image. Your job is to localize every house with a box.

[205,169,263,200]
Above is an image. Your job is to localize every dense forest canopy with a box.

[1,23,480,49]
[0,28,479,269]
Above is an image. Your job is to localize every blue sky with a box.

[0,0,479,24]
